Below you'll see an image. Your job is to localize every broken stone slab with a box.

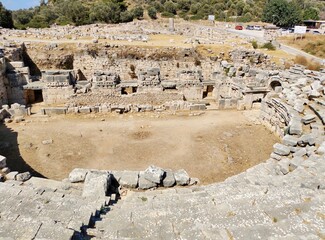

[5,171,18,180]
[189,177,200,186]
[273,143,291,156]
[112,170,139,188]
[162,169,176,187]
[138,171,157,190]
[289,157,304,171]
[270,152,282,161]
[1,167,10,174]
[282,135,299,147]
[293,148,307,158]
[298,134,316,146]
[68,168,89,183]
[316,141,325,155]
[0,155,6,168]
[301,114,316,124]
[277,158,290,175]
[289,121,302,135]
[16,172,31,182]
[174,169,190,186]
[82,171,110,199]
[143,165,165,184]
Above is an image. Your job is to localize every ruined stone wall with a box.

[0,58,8,107]
[43,87,74,105]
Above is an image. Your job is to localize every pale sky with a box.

[1,0,40,10]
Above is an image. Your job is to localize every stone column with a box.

[169,18,175,32]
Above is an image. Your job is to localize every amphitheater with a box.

[0,20,325,239]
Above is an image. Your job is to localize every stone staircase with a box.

[87,181,325,239]
[0,177,112,240]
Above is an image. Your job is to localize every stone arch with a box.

[269,77,282,91]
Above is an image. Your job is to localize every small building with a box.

[303,20,325,29]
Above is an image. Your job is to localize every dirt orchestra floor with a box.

[0,110,279,184]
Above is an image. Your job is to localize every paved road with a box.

[226,29,324,64]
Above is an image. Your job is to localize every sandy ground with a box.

[0,110,279,184]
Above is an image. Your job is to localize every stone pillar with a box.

[169,18,175,32]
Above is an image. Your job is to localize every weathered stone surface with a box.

[16,172,31,182]
[174,169,190,186]
[282,135,298,147]
[68,168,89,183]
[293,148,307,158]
[82,171,110,199]
[301,114,316,124]
[143,165,165,184]
[0,155,6,168]
[5,171,18,180]
[273,143,290,156]
[162,169,176,187]
[112,170,139,188]
[138,172,157,190]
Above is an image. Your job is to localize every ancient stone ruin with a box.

[0,21,324,239]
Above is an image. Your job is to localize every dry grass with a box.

[294,55,322,71]
[279,34,325,58]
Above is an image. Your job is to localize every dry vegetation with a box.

[279,34,325,58]
[294,55,322,71]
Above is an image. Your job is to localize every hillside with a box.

[7,0,325,29]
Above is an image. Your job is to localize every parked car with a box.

[312,30,321,34]
[246,25,254,30]
[235,25,243,30]
[254,25,262,31]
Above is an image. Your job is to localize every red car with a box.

[235,25,243,30]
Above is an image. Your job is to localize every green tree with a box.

[164,1,177,14]
[132,6,144,19]
[90,2,121,24]
[148,6,157,19]
[0,2,14,28]
[303,7,320,20]
[262,0,302,27]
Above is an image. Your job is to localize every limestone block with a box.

[301,114,316,125]
[69,168,89,183]
[143,165,165,184]
[138,172,157,190]
[273,143,291,156]
[289,121,302,135]
[16,172,31,182]
[162,169,176,187]
[316,141,325,155]
[293,148,307,158]
[82,171,110,199]
[289,157,304,171]
[174,169,190,186]
[0,155,6,168]
[282,135,299,147]
[6,171,18,180]
[113,170,139,188]
[277,158,290,175]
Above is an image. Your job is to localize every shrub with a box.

[161,12,175,18]
[261,42,276,51]
[294,55,308,66]
[251,40,258,49]
[294,55,322,71]
[148,7,157,19]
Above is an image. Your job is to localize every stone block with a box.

[143,165,165,184]
[112,170,139,188]
[273,143,291,156]
[293,148,307,158]
[301,114,316,124]
[6,171,18,180]
[282,135,298,147]
[0,155,6,168]
[162,169,176,187]
[16,172,31,182]
[69,168,89,183]
[138,172,157,190]
[174,169,190,186]
[82,171,110,199]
